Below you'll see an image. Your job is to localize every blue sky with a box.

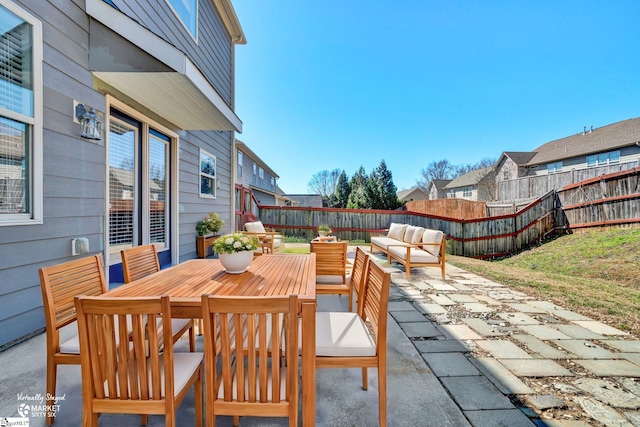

[232,1,640,194]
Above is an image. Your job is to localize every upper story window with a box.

[587,150,620,168]
[237,151,243,178]
[0,2,42,225]
[166,0,198,41]
[252,162,257,184]
[547,161,562,174]
[258,167,264,186]
[270,176,275,189]
[199,148,216,198]
[462,187,472,197]
[502,170,509,180]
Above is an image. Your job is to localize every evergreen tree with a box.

[375,159,401,209]
[334,170,350,208]
[347,166,367,209]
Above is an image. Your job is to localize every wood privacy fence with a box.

[556,167,640,229]
[498,160,640,202]
[259,190,562,259]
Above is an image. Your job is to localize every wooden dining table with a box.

[102,253,317,426]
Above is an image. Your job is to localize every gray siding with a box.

[111,0,233,105]
[0,0,238,347]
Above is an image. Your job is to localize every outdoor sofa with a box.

[370,223,446,278]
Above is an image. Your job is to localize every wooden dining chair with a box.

[74,295,203,427]
[120,244,196,351]
[310,240,352,309]
[315,259,392,427]
[39,254,108,426]
[201,294,299,427]
[349,246,370,312]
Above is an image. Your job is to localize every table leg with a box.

[301,301,316,426]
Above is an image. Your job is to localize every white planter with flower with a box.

[213,233,259,274]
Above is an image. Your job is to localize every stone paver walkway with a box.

[368,247,640,427]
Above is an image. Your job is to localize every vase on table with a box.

[219,250,254,274]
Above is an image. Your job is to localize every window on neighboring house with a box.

[587,150,620,167]
[252,162,257,184]
[271,176,275,189]
[258,167,264,186]
[237,151,243,178]
[502,170,509,180]
[0,3,42,225]
[165,0,197,40]
[463,187,472,197]
[547,161,562,174]
[447,190,455,198]
[199,148,216,198]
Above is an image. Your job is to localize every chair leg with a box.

[195,372,203,427]
[140,414,148,425]
[189,324,196,352]
[378,362,387,427]
[232,415,240,426]
[45,360,56,426]
[361,367,368,390]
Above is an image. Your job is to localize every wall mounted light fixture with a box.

[75,103,103,140]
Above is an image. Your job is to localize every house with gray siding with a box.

[397,186,428,203]
[444,167,496,201]
[495,117,640,200]
[234,139,289,228]
[0,0,246,348]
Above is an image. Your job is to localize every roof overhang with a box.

[86,0,242,132]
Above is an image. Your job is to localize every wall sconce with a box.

[75,103,103,140]
[216,178,222,189]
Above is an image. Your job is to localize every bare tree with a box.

[416,159,454,190]
[307,169,341,197]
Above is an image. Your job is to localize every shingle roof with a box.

[527,117,640,165]
[502,152,537,165]
[445,167,493,189]
[428,179,452,189]
[397,187,428,201]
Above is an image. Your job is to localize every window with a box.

[165,0,197,40]
[199,148,216,198]
[271,176,275,188]
[587,150,620,168]
[108,106,174,261]
[547,161,562,174]
[258,167,264,186]
[463,187,472,198]
[0,3,42,225]
[252,162,257,184]
[502,170,509,180]
[237,151,243,178]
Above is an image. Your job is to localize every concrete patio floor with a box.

[1,245,639,426]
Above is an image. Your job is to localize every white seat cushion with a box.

[370,236,410,252]
[410,227,426,244]
[60,333,80,354]
[403,225,421,243]
[315,312,376,357]
[389,246,439,263]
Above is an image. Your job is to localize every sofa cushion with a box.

[403,225,421,243]
[410,226,426,244]
[371,236,410,252]
[244,221,266,233]
[389,246,439,264]
[422,229,444,256]
[387,223,407,241]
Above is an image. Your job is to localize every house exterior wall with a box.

[528,145,640,177]
[0,0,240,348]
[236,146,278,194]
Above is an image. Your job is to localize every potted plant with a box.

[317,224,332,237]
[214,233,260,274]
[195,213,224,258]
[195,212,224,236]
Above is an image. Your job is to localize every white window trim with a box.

[165,0,198,43]
[105,95,180,267]
[199,147,217,199]
[0,1,43,226]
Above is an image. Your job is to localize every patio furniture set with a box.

[38,234,392,426]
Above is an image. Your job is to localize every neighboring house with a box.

[426,179,452,200]
[0,0,246,347]
[397,186,428,203]
[496,117,640,200]
[234,139,290,229]
[286,194,324,207]
[444,167,496,201]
